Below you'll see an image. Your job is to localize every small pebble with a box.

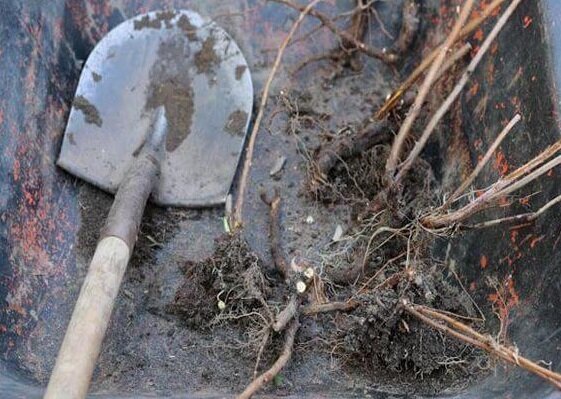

[305,215,314,224]
[270,155,286,177]
[332,224,344,242]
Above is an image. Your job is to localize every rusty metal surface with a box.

[58,9,253,207]
[2,0,561,398]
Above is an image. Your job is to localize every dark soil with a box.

[235,64,248,80]
[225,110,249,136]
[194,36,220,75]
[133,10,177,30]
[73,95,102,127]
[177,14,198,41]
[146,37,195,152]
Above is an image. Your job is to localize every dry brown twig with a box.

[385,0,476,180]
[402,302,561,390]
[237,319,300,399]
[273,295,300,332]
[376,0,508,119]
[393,0,523,185]
[260,190,290,279]
[465,193,561,230]
[272,0,398,64]
[301,300,358,315]
[423,138,561,228]
[233,0,322,228]
[445,114,521,208]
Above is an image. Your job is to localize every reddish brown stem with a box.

[403,303,561,390]
[237,319,300,399]
[272,0,398,63]
[385,0,475,180]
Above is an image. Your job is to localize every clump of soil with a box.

[133,10,177,30]
[146,37,195,152]
[167,234,270,331]
[177,15,198,41]
[146,79,194,152]
[235,64,247,80]
[73,95,102,127]
[225,110,249,136]
[194,36,220,74]
[341,271,485,394]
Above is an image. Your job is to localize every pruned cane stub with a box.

[57,9,253,207]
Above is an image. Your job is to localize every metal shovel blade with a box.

[57,10,253,207]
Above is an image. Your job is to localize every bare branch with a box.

[385,0,475,180]
[464,193,561,230]
[301,300,358,315]
[272,0,398,63]
[447,114,521,207]
[237,319,300,399]
[233,0,322,228]
[394,0,523,184]
[403,302,561,390]
[375,0,507,119]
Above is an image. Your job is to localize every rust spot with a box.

[510,230,518,244]
[530,235,544,249]
[488,277,519,340]
[494,150,509,176]
[468,82,479,99]
[473,28,484,42]
[518,195,530,206]
[479,255,488,269]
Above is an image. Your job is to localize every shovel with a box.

[45,10,253,399]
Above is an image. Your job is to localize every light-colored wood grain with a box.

[44,236,130,399]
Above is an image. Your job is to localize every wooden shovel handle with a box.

[44,236,130,399]
[45,149,162,399]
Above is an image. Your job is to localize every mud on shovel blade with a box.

[45,9,253,399]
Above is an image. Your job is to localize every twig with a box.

[272,0,397,63]
[301,300,358,315]
[464,193,561,230]
[273,295,299,331]
[385,0,475,180]
[233,0,322,228]
[237,319,300,399]
[424,139,561,228]
[375,0,507,119]
[394,0,522,184]
[403,302,561,390]
[260,191,290,279]
[253,330,271,378]
[446,114,521,207]
[505,141,561,182]
[435,43,472,81]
